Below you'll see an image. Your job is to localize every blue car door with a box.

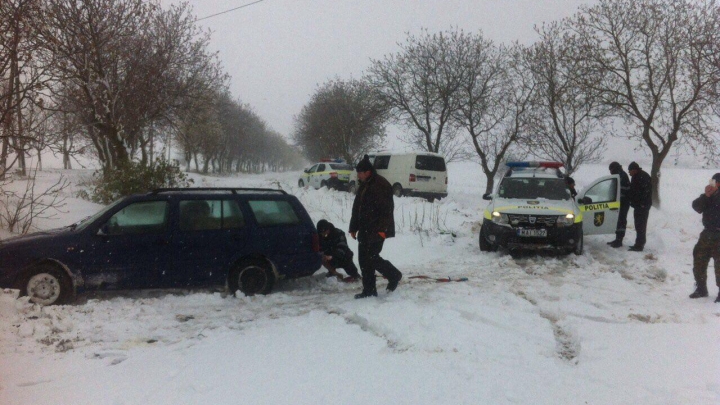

[246,198,312,276]
[85,200,171,289]
[167,198,249,287]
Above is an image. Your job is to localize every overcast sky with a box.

[159,0,663,163]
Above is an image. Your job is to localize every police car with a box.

[480,161,622,256]
[298,159,354,191]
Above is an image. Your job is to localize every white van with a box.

[349,152,448,200]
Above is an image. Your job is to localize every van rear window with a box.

[415,156,446,171]
[329,163,353,171]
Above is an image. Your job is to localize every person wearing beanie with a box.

[607,162,631,248]
[316,219,361,281]
[689,173,720,302]
[627,161,652,251]
[349,155,402,298]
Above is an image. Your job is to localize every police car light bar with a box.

[506,161,564,169]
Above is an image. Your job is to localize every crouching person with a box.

[317,219,361,282]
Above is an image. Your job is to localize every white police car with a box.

[298,159,354,191]
[480,161,622,255]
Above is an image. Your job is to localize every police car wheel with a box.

[573,228,584,256]
[298,179,304,187]
[392,183,403,197]
[479,224,492,252]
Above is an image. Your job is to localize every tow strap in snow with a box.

[407,275,468,283]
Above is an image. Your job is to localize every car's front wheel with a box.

[479,223,493,252]
[298,179,305,187]
[19,263,74,306]
[573,226,584,256]
[229,259,275,296]
[392,183,403,197]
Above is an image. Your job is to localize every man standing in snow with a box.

[689,173,720,302]
[349,155,402,299]
[607,162,631,248]
[627,161,652,251]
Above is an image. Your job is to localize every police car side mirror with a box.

[578,196,592,204]
[303,169,309,173]
[482,193,493,200]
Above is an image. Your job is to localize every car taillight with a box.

[311,232,320,252]
[409,174,416,182]
[329,172,338,178]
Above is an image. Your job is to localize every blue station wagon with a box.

[0,188,322,305]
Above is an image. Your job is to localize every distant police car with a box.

[480,161,623,256]
[298,159,354,191]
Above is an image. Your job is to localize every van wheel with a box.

[19,263,74,306]
[298,179,304,187]
[229,259,275,296]
[392,183,403,197]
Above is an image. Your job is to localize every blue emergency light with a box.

[506,161,564,169]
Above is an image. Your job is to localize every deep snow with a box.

[1,163,719,405]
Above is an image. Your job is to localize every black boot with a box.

[628,245,644,252]
[715,290,720,303]
[689,283,708,299]
[387,273,402,292]
[609,240,623,248]
[354,289,377,299]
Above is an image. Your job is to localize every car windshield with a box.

[498,178,570,200]
[329,163,353,171]
[73,198,125,231]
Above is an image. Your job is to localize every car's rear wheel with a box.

[229,259,275,296]
[392,183,403,197]
[19,263,74,306]
[298,179,304,187]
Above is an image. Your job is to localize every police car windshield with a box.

[329,163,353,171]
[498,178,570,200]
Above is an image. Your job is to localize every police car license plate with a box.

[517,228,547,237]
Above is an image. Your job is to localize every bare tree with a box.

[0,166,69,234]
[293,78,387,163]
[570,0,720,207]
[368,29,469,161]
[521,22,607,176]
[454,41,535,194]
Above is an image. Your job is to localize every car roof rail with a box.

[150,187,287,195]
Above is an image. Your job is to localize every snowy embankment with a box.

[1,163,719,405]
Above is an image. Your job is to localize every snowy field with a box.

[1,162,719,405]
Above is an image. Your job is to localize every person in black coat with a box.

[607,162,631,248]
[689,173,720,302]
[317,220,361,281]
[565,176,577,198]
[627,161,652,251]
[349,155,402,298]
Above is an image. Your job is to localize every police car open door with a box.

[579,174,621,235]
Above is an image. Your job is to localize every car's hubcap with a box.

[27,273,61,305]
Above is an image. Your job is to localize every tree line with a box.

[0,0,303,183]
[294,0,720,206]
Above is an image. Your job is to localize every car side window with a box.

[248,200,301,226]
[317,164,326,172]
[179,200,245,231]
[374,156,390,170]
[103,201,168,235]
[584,179,617,204]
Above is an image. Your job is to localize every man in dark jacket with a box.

[627,161,652,251]
[349,155,402,298]
[607,162,631,248]
[317,219,361,281]
[565,176,577,198]
[689,173,720,302]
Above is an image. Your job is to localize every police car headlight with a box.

[556,214,575,227]
[492,211,509,225]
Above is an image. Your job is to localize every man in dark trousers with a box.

[349,155,402,298]
[607,162,631,248]
[627,161,652,251]
[316,219,361,282]
[689,173,720,302]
